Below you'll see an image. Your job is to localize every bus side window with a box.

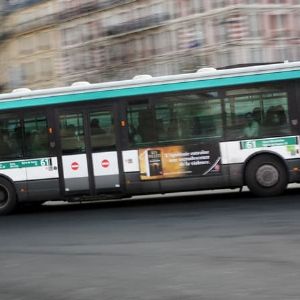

[263,105,289,135]
[154,93,223,143]
[59,113,85,154]
[225,85,292,140]
[24,114,50,157]
[168,117,180,139]
[0,129,11,158]
[0,114,22,160]
[127,102,155,146]
[137,110,156,143]
[89,111,115,151]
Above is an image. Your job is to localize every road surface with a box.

[1,189,300,300]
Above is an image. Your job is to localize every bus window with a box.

[24,114,50,157]
[225,86,292,139]
[59,113,85,154]
[0,114,22,160]
[262,93,291,136]
[127,102,156,145]
[89,111,115,150]
[154,91,223,143]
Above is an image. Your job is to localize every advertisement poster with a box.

[139,144,221,180]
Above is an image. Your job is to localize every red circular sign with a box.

[101,159,110,168]
[71,162,79,170]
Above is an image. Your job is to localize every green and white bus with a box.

[1,61,300,214]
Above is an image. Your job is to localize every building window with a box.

[192,0,204,13]
[214,18,227,44]
[79,21,95,42]
[250,47,263,63]
[95,19,104,38]
[156,31,167,54]
[81,23,90,42]
[8,67,22,89]
[147,34,156,56]
[174,0,192,17]
[248,13,262,38]
[83,49,94,69]
[62,27,79,46]
[91,45,103,67]
[40,58,53,77]
[212,0,228,9]
[274,47,293,62]
[217,51,233,67]
[62,28,72,46]
[19,36,34,54]
[269,14,289,38]
[151,2,164,16]
[268,0,287,3]
[38,32,51,50]
[21,62,35,82]
[74,50,84,71]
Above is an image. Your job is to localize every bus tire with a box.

[245,155,288,197]
[0,178,17,215]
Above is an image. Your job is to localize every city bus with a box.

[1,61,300,215]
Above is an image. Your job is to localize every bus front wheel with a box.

[0,178,17,215]
[245,155,288,197]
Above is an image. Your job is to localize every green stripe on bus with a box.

[0,158,50,170]
[1,69,300,110]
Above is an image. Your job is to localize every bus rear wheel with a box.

[245,155,288,197]
[0,178,17,215]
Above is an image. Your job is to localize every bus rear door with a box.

[56,105,121,196]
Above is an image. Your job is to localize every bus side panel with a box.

[92,151,120,190]
[124,173,160,194]
[26,179,61,202]
[62,154,89,192]
[220,137,300,165]
[0,157,60,202]
[0,164,60,202]
[220,137,300,185]
[0,160,27,201]
[123,166,235,195]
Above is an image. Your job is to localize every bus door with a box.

[57,106,120,195]
[87,108,120,192]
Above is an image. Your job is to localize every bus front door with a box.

[57,107,121,196]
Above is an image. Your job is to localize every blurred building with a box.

[0,0,59,90]
[0,0,9,92]
[0,0,300,91]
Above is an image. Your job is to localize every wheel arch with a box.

[0,174,19,215]
[0,174,19,201]
[242,150,289,185]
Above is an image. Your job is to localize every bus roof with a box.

[1,61,300,111]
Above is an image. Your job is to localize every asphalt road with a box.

[1,189,300,300]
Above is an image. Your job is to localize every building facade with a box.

[1,0,300,91]
[1,0,59,90]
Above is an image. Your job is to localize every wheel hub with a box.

[256,165,279,187]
